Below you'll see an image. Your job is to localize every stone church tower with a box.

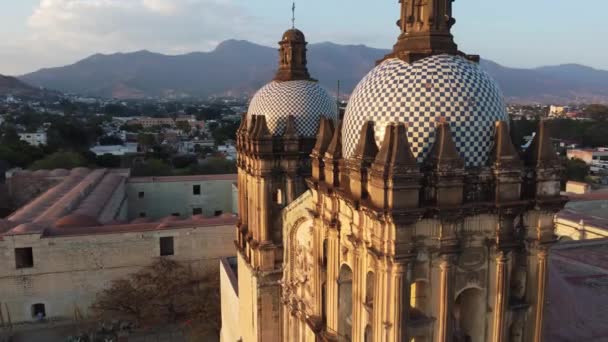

[224,1,564,342]
[233,26,338,342]
[278,1,565,342]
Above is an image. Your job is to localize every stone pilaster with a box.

[437,255,456,342]
[492,251,509,342]
[533,249,548,342]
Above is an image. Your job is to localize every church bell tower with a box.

[232,17,338,341]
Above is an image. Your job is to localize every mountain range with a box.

[14,40,608,104]
[0,74,59,99]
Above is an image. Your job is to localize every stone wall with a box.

[0,223,235,323]
[127,176,237,220]
[219,258,239,342]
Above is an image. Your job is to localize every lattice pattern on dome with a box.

[343,54,508,167]
[247,80,338,137]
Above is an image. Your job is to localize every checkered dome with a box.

[343,54,508,167]
[247,80,338,137]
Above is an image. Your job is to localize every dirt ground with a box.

[5,321,218,342]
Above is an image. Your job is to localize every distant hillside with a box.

[0,74,55,98]
[20,40,608,104]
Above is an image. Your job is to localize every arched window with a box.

[364,325,372,342]
[454,288,485,342]
[338,264,353,341]
[410,281,428,315]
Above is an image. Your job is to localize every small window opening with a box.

[273,189,284,205]
[138,191,144,199]
[160,237,174,256]
[214,210,223,217]
[32,303,46,320]
[193,185,201,195]
[192,208,203,215]
[15,247,34,269]
[139,212,146,218]
[171,213,180,217]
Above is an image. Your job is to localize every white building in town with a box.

[18,132,47,146]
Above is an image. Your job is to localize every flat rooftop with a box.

[545,239,608,340]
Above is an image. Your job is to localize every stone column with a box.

[492,251,509,342]
[286,175,295,204]
[259,178,269,242]
[533,249,548,342]
[375,261,390,342]
[325,228,340,334]
[351,249,363,342]
[437,255,456,342]
[392,261,412,342]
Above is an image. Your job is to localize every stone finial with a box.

[252,115,271,140]
[248,115,258,136]
[283,115,299,138]
[351,121,379,164]
[523,120,563,199]
[282,115,300,153]
[372,123,417,175]
[346,121,378,200]
[311,118,335,158]
[426,121,464,170]
[236,113,248,150]
[369,123,421,210]
[491,121,522,169]
[524,119,559,168]
[237,113,248,136]
[323,120,343,187]
[424,121,465,207]
[491,121,523,203]
[311,118,335,181]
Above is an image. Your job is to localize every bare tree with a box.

[91,258,220,336]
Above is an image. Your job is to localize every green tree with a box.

[137,133,156,152]
[172,155,197,169]
[583,122,608,147]
[96,154,122,168]
[188,157,236,175]
[584,104,608,121]
[29,151,87,170]
[47,120,100,151]
[176,121,192,134]
[0,125,21,145]
[131,159,172,177]
[121,123,144,133]
[211,121,239,146]
[103,103,128,116]
[565,158,590,182]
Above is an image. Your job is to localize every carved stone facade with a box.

[225,3,565,342]
[232,27,336,342]
[279,118,564,342]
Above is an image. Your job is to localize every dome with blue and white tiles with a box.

[343,54,508,167]
[247,80,338,137]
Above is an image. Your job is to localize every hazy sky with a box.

[0,0,606,75]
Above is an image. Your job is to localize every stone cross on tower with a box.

[383,0,477,64]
